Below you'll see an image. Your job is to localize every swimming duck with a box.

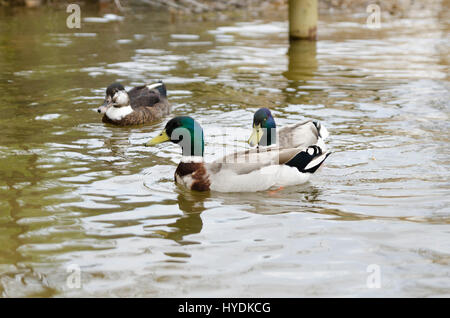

[97,81,170,126]
[145,116,330,192]
[248,107,329,150]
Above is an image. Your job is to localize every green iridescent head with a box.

[145,116,204,157]
[248,108,277,147]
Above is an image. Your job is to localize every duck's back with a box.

[278,121,327,150]
[128,86,161,108]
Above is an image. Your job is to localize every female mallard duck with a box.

[97,81,170,126]
[248,107,329,150]
[145,116,330,192]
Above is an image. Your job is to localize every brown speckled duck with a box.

[97,81,170,126]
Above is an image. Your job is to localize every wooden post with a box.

[288,0,318,40]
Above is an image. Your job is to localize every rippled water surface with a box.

[0,5,449,297]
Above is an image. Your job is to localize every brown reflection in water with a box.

[0,152,58,297]
[281,39,319,106]
[283,40,318,82]
[152,191,208,245]
[102,129,132,159]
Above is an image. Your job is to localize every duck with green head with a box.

[146,116,330,192]
[248,107,329,151]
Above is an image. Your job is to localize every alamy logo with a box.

[366,264,381,288]
[66,263,82,289]
[66,4,81,29]
[366,4,381,29]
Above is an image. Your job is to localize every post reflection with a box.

[283,40,318,82]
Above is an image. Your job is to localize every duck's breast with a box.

[175,162,210,191]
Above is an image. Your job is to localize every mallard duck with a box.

[145,116,330,192]
[97,81,170,126]
[248,107,329,150]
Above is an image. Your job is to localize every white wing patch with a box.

[105,105,133,121]
[146,83,163,90]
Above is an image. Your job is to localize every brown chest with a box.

[175,162,210,191]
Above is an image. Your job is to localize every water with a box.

[0,5,449,297]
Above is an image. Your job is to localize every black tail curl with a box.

[285,145,330,173]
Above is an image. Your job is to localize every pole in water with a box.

[288,0,318,40]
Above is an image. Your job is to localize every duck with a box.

[97,81,170,126]
[145,116,330,192]
[248,107,329,151]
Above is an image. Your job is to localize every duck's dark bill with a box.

[146,130,170,146]
[97,100,109,114]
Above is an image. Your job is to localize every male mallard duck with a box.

[97,81,170,126]
[145,116,330,192]
[248,107,329,150]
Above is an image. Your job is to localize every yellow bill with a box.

[248,124,263,147]
[146,129,170,146]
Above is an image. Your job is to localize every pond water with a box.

[0,4,449,297]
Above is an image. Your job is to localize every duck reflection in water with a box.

[150,190,209,245]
